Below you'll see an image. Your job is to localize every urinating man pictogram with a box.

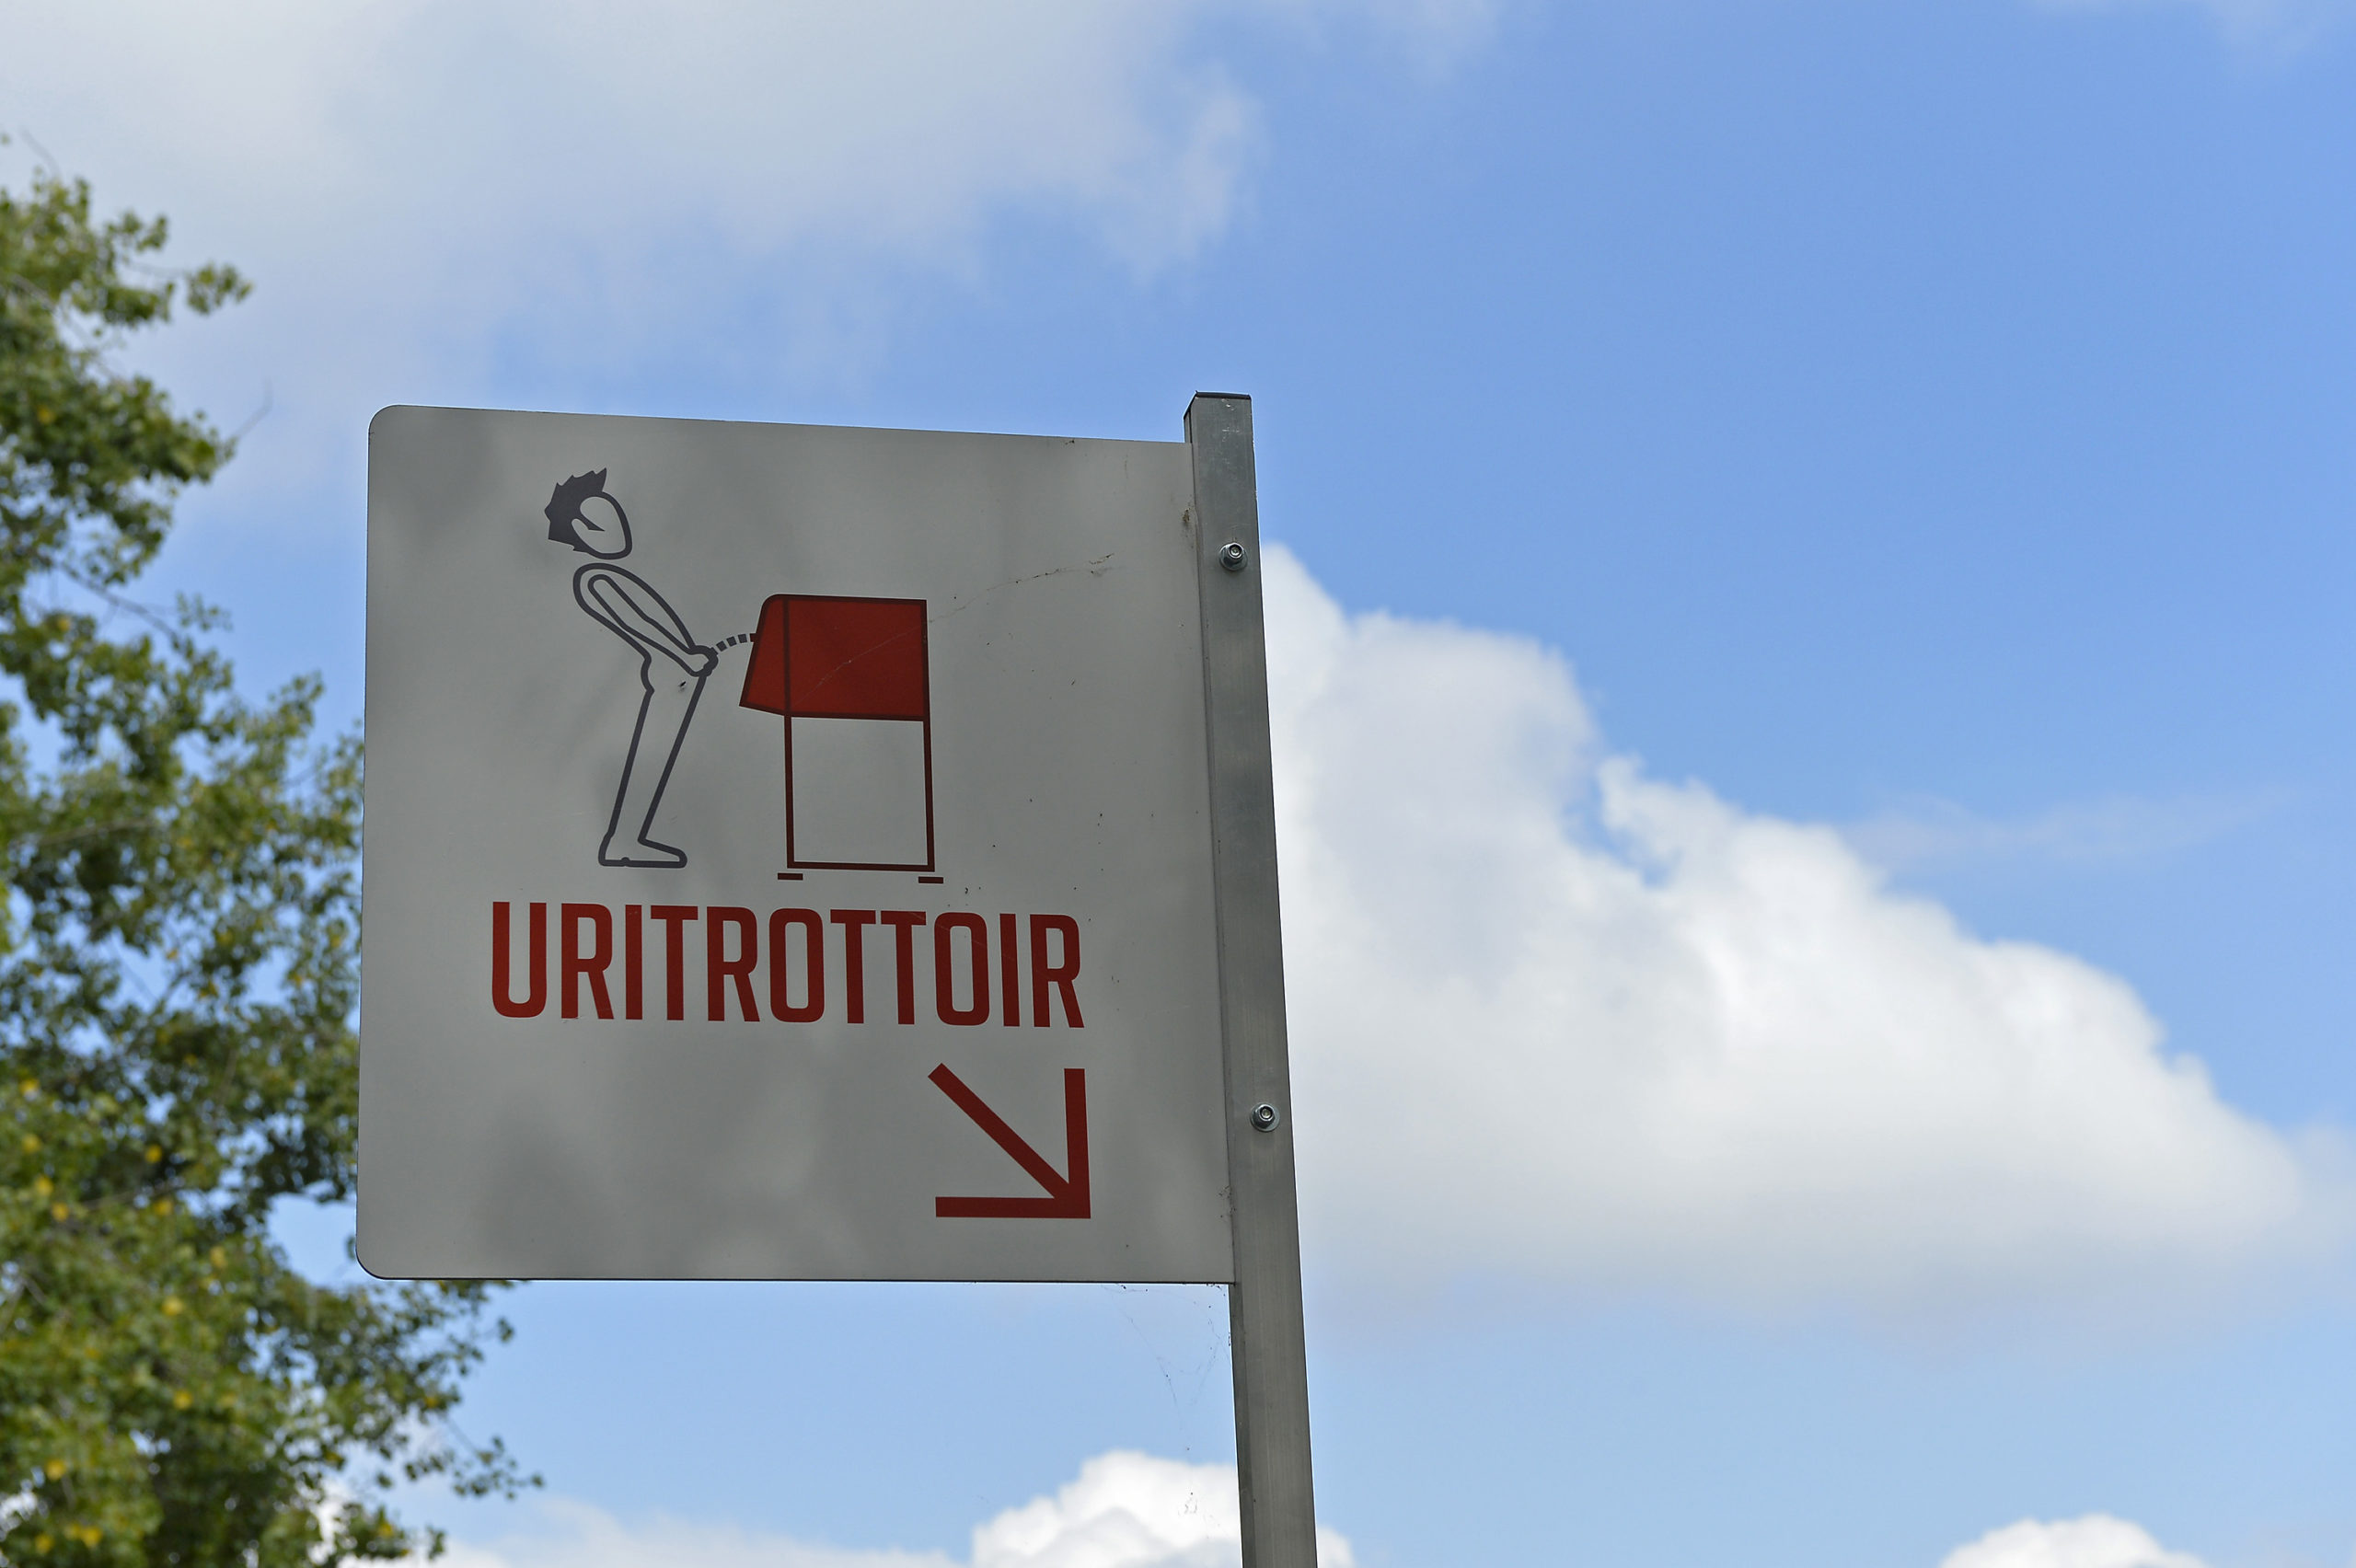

[545,469,718,868]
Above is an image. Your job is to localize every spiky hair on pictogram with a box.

[544,469,609,543]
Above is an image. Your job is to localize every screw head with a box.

[1220,541,1249,572]
[1251,1102,1279,1132]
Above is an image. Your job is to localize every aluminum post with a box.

[1184,393,1318,1568]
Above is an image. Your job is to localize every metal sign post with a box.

[1186,394,1320,1568]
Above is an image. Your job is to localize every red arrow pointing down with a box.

[930,1065,1091,1219]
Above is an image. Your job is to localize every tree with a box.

[0,156,527,1565]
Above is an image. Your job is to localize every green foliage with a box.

[0,157,528,1565]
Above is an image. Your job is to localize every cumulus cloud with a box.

[7,2,1254,267]
[1265,547,2351,1313]
[424,1452,1354,1568]
[1939,1515,2210,1568]
[0,0,1492,514]
[0,3,1219,490]
[417,1459,2225,1568]
[971,1452,1354,1568]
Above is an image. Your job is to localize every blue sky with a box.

[8,2,2356,1564]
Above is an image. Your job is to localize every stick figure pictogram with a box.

[545,469,713,869]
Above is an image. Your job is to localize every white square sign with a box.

[357,407,1235,1282]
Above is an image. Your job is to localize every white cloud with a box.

[418,1468,2244,1568]
[7,2,1255,269]
[422,1452,1354,1568]
[0,4,1219,502]
[970,1452,1354,1568]
[413,1471,2311,1568]
[0,1,1491,517]
[1939,1515,2210,1568]
[1844,790,2284,874]
[1265,547,2352,1314]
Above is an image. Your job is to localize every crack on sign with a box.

[928,551,1120,628]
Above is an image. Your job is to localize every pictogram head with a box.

[544,469,632,559]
